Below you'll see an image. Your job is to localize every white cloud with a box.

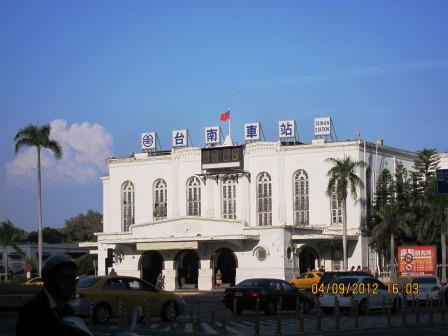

[6,119,113,185]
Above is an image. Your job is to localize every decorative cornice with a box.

[245,142,279,155]
[172,147,201,159]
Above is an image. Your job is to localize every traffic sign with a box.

[437,169,448,194]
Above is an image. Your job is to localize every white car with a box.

[318,276,403,314]
[406,276,441,302]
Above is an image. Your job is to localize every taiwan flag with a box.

[220,110,230,121]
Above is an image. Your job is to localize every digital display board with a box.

[201,145,244,171]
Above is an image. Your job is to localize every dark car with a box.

[223,278,315,315]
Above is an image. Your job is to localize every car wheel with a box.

[94,303,111,324]
[392,298,401,313]
[264,301,277,315]
[161,301,178,322]
[358,299,368,315]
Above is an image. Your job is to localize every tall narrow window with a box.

[153,178,167,220]
[257,172,272,226]
[187,176,201,216]
[222,177,236,219]
[121,181,134,231]
[330,185,343,225]
[293,169,309,226]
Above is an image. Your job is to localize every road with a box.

[3,294,448,335]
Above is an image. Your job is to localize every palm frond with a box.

[45,140,63,159]
[15,138,37,154]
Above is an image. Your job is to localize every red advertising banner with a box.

[398,245,437,278]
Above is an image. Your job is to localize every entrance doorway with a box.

[139,251,164,286]
[212,248,238,288]
[175,250,200,289]
[299,247,319,274]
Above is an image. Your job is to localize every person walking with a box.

[215,269,223,287]
[16,254,88,336]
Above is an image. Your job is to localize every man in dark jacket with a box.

[16,254,80,336]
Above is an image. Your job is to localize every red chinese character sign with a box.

[398,245,437,278]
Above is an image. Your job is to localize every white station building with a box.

[93,120,416,291]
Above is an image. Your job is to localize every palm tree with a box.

[14,124,62,276]
[370,203,413,282]
[326,156,367,271]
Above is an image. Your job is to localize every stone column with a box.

[164,260,176,291]
[198,259,213,290]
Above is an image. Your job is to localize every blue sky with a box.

[1,0,447,232]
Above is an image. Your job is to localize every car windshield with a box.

[411,277,437,284]
[320,272,370,284]
[76,276,100,289]
[329,277,359,285]
[237,279,267,287]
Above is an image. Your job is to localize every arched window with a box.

[153,178,167,220]
[330,185,343,225]
[222,177,236,219]
[121,181,134,231]
[257,172,272,226]
[187,176,201,216]
[293,169,309,226]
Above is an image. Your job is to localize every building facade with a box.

[96,139,416,290]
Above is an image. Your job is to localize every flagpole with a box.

[228,108,231,139]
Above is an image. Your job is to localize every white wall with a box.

[103,140,416,233]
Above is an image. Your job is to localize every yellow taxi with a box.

[290,271,322,290]
[69,275,185,324]
[24,277,43,286]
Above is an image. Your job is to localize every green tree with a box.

[415,176,448,282]
[412,148,440,189]
[370,203,413,281]
[26,227,66,244]
[63,210,102,242]
[393,162,413,210]
[14,124,63,276]
[0,219,27,280]
[373,169,394,210]
[327,156,367,270]
[411,149,447,282]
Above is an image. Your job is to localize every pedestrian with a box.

[350,266,355,271]
[319,265,325,272]
[16,254,88,336]
[356,265,362,272]
[109,268,117,276]
[215,269,223,287]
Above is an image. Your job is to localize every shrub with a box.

[76,254,97,275]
